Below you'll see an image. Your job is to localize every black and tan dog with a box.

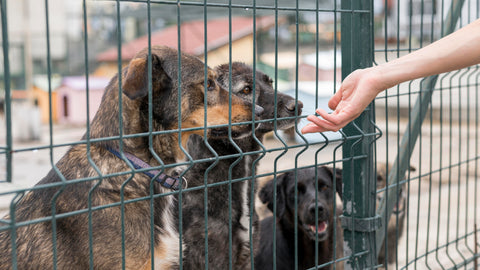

[215,62,303,134]
[0,46,261,269]
[181,62,302,269]
[255,166,343,270]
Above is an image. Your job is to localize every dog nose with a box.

[309,204,325,216]
[285,99,303,113]
[254,105,264,117]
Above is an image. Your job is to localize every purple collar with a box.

[105,146,182,191]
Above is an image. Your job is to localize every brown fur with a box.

[376,163,415,266]
[181,63,303,269]
[0,46,259,269]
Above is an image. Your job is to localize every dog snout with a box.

[254,105,264,117]
[309,203,326,217]
[285,99,303,114]
[297,100,304,113]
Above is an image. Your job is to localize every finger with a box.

[313,110,354,131]
[306,114,327,127]
[301,123,327,134]
[317,105,359,129]
[316,108,342,125]
[305,115,342,132]
[328,90,343,110]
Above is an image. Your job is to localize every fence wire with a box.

[374,0,480,269]
[0,0,479,269]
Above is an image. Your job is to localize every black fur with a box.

[181,134,253,269]
[181,63,303,269]
[255,166,343,270]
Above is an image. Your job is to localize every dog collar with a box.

[105,146,183,191]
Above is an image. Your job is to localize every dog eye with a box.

[207,80,216,91]
[297,184,306,194]
[319,184,329,191]
[242,86,252,95]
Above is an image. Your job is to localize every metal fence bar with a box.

[113,1,134,269]
[145,2,161,270]
[1,0,11,183]
[375,0,466,254]
[272,2,282,269]
[227,2,234,269]
[80,2,105,269]
[476,36,480,268]
[43,1,63,268]
[340,0,378,269]
[249,2,261,269]
[293,1,300,269]
[201,2,210,270]
[175,2,186,269]
[2,1,479,269]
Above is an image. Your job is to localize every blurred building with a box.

[56,76,110,125]
[95,16,277,78]
[31,75,62,123]
[1,0,83,91]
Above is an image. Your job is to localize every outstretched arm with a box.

[301,18,480,134]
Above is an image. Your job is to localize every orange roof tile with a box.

[97,16,276,62]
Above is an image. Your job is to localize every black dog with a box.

[181,62,303,269]
[255,166,343,270]
[182,134,255,269]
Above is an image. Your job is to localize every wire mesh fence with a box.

[0,0,479,269]
[374,0,480,269]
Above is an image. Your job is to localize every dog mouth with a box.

[209,125,257,139]
[392,193,406,214]
[304,221,329,241]
[254,102,303,133]
[256,118,296,132]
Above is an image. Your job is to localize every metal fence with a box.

[0,0,479,269]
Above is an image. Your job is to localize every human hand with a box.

[301,19,480,134]
[301,67,386,133]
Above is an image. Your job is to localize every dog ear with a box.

[322,166,343,199]
[122,54,166,100]
[214,64,229,87]
[259,173,287,218]
[259,178,274,207]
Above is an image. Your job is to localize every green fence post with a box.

[1,0,12,183]
[340,0,378,269]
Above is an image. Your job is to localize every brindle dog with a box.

[181,62,303,269]
[0,46,261,269]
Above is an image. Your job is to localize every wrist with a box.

[363,66,391,94]
[369,59,417,91]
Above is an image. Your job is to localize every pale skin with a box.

[301,18,480,134]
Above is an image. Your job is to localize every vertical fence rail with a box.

[340,0,378,269]
[1,0,11,183]
[2,1,480,270]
